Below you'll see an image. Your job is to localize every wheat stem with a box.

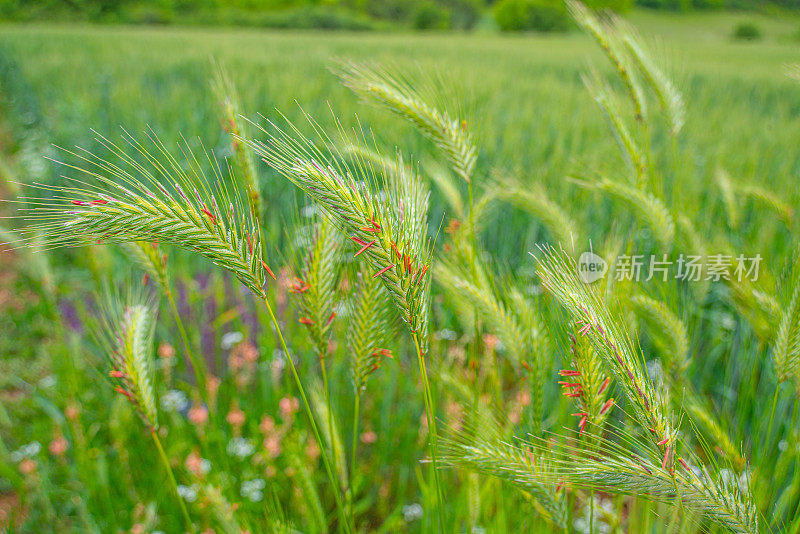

[165,288,209,406]
[349,390,361,508]
[151,430,194,534]
[763,383,781,456]
[261,294,352,534]
[413,331,445,532]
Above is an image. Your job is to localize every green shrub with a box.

[732,22,762,41]
[494,0,568,32]
[412,1,451,29]
[636,0,691,11]
[441,0,482,29]
[584,0,634,12]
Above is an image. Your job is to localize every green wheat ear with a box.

[573,174,675,251]
[567,0,647,123]
[211,60,262,223]
[335,60,477,183]
[619,26,685,135]
[440,412,569,529]
[491,175,579,248]
[346,264,394,395]
[9,130,275,298]
[536,246,674,449]
[92,290,159,430]
[121,241,170,290]
[773,256,800,393]
[288,214,342,361]
[246,112,432,346]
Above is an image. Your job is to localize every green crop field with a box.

[1,7,800,533]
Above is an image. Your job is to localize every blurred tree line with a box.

[0,0,796,31]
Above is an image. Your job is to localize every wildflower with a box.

[19,458,37,475]
[177,484,199,503]
[183,449,203,478]
[483,334,499,351]
[360,430,378,444]
[49,436,69,457]
[279,396,299,420]
[402,503,423,522]
[157,343,175,359]
[10,441,41,462]
[259,415,276,435]
[264,436,281,458]
[188,403,209,426]
[306,440,320,461]
[64,403,81,421]
[240,342,258,364]
[161,389,190,413]
[436,329,457,341]
[221,331,244,350]
[227,437,255,459]
[241,479,266,502]
[226,403,246,428]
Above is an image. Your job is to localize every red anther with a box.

[354,240,375,257]
[558,369,581,376]
[598,377,610,395]
[299,317,314,325]
[90,199,108,205]
[351,236,368,246]
[109,370,125,379]
[379,349,393,358]
[599,398,614,415]
[657,437,670,446]
[201,207,217,225]
[391,243,402,260]
[261,260,276,280]
[578,416,588,435]
[678,457,690,471]
[142,273,149,286]
[662,445,671,469]
[71,200,88,206]
[373,264,394,278]
[416,264,429,284]
[325,312,336,326]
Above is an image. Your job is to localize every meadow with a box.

[1,6,800,533]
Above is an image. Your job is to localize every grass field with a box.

[1,7,800,533]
